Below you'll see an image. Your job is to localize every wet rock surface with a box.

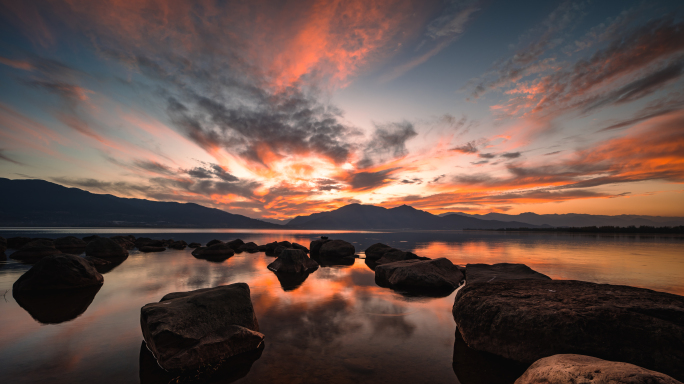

[267,249,319,274]
[86,237,129,258]
[364,243,395,260]
[140,283,264,372]
[13,254,104,291]
[319,239,355,258]
[375,258,463,292]
[515,354,682,384]
[465,263,552,285]
[309,238,330,256]
[453,279,684,381]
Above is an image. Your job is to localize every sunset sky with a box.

[0,0,683,219]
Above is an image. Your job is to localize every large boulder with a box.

[515,354,682,384]
[140,283,264,372]
[465,263,551,285]
[86,237,129,258]
[375,258,463,292]
[453,279,684,381]
[226,239,245,251]
[238,242,259,253]
[364,243,395,260]
[192,243,235,261]
[264,241,292,256]
[10,239,61,262]
[54,236,87,252]
[206,239,224,247]
[267,249,319,274]
[13,254,104,291]
[319,239,355,258]
[309,238,331,257]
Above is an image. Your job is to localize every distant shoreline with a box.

[468,226,684,234]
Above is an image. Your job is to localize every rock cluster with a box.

[375,258,463,292]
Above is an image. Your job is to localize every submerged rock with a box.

[453,279,684,381]
[13,254,104,291]
[10,239,61,262]
[140,283,264,372]
[192,243,235,261]
[14,285,102,324]
[86,237,129,258]
[515,354,682,384]
[465,263,551,285]
[267,249,319,274]
[319,239,355,258]
[140,246,166,253]
[54,236,87,252]
[375,258,463,292]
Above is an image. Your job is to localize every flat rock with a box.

[319,239,355,258]
[364,243,395,260]
[140,246,166,253]
[453,279,684,381]
[86,237,129,258]
[465,263,551,285]
[140,283,264,372]
[10,239,61,262]
[515,354,682,384]
[375,258,463,292]
[267,249,319,274]
[13,254,104,291]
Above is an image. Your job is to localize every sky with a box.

[0,0,683,220]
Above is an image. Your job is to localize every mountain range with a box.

[1,178,682,229]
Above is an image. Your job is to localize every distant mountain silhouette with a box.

[287,204,540,230]
[0,178,278,228]
[440,212,684,227]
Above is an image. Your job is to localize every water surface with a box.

[0,229,682,383]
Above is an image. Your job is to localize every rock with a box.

[319,239,355,258]
[13,254,104,291]
[0,236,7,253]
[226,239,245,251]
[135,237,165,249]
[54,236,87,252]
[376,249,429,265]
[84,255,111,266]
[206,239,224,247]
[140,283,264,372]
[188,242,201,248]
[465,263,551,285]
[273,245,287,257]
[10,239,61,262]
[267,249,319,274]
[375,258,463,292]
[321,236,329,240]
[238,242,260,253]
[291,242,309,253]
[111,236,136,250]
[140,246,166,253]
[264,241,292,256]
[364,243,395,260]
[168,240,187,250]
[7,236,33,249]
[515,354,682,384]
[453,279,684,381]
[309,239,330,256]
[14,285,101,324]
[86,237,129,258]
[192,243,235,261]
[82,235,101,243]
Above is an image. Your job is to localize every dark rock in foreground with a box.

[13,285,102,324]
[515,354,682,384]
[140,283,264,372]
[364,243,395,259]
[54,236,87,252]
[86,237,129,258]
[13,254,104,291]
[192,243,235,261]
[465,263,551,285]
[375,258,463,292]
[140,246,166,253]
[319,239,355,258]
[453,279,684,381]
[268,249,318,274]
[10,239,61,262]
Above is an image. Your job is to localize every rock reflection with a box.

[452,328,527,384]
[312,255,355,267]
[271,271,313,291]
[139,341,264,384]
[13,285,102,324]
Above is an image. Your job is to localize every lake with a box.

[0,228,682,384]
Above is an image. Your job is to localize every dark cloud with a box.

[430,174,446,183]
[478,152,495,159]
[0,149,22,165]
[209,164,239,182]
[599,91,684,132]
[187,167,213,179]
[348,169,397,191]
[133,160,175,175]
[544,151,562,156]
[400,177,422,184]
[450,140,478,153]
[314,178,343,191]
[470,160,489,165]
[500,152,521,159]
[52,177,152,196]
[452,173,493,185]
[358,121,417,168]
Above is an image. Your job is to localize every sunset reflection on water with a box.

[0,230,682,383]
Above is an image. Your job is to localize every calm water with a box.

[0,229,682,384]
